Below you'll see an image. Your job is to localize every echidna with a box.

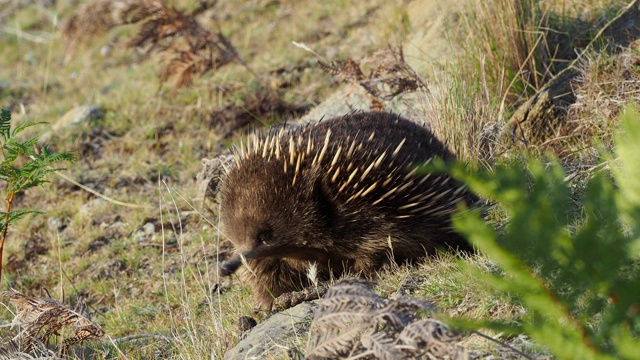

[220,112,477,308]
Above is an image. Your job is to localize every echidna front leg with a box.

[241,258,312,310]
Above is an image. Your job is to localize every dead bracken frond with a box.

[0,338,60,360]
[305,279,471,359]
[318,47,427,111]
[61,0,238,90]
[157,49,214,90]
[0,289,105,356]
[60,0,125,47]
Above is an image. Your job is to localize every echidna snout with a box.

[219,111,477,308]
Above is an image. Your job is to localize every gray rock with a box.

[100,44,113,57]
[37,131,53,147]
[78,198,105,218]
[100,221,127,230]
[298,86,372,125]
[196,155,234,208]
[299,85,430,127]
[131,222,157,243]
[53,105,103,131]
[224,301,318,360]
[143,222,155,234]
[47,216,63,232]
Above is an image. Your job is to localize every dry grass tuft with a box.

[155,182,242,358]
[419,68,503,165]
[0,289,105,356]
[545,45,640,163]
[567,47,640,138]
[461,0,551,106]
[461,0,636,158]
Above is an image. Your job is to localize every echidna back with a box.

[297,112,475,255]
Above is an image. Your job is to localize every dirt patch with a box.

[208,89,307,138]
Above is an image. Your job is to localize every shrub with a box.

[0,109,75,279]
[447,105,640,359]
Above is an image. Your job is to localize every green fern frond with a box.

[0,109,11,141]
[445,104,640,360]
[614,106,640,251]
[0,109,74,281]
[10,120,47,137]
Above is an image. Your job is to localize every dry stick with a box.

[0,134,16,281]
[1,26,51,44]
[557,0,639,79]
[498,29,545,118]
[471,330,533,360]
[292,41,329,63]
[166,184,220,230]
[158,179,177,335]
[104,335,130,360]
[110,333,171,344]
[161,181,199,348]
[0,191,15,280]
[55,171,152,209]
[56,231,64,303]
[506,0,639,149]
[518,0,640,103]
[513,116,529,150]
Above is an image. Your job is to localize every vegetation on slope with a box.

[0,0,638,358]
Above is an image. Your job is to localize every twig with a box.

[558,0,640,79]
[1,26,51,44]
[0,191,15,279]
[471,330,534,360]
[110,333,171,344]
[292,41,328,63]
[55,171,152,209]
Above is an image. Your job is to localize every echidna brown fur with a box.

[220,112,477,309]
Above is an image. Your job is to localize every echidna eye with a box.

[256,229,273,246]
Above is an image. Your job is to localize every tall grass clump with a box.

[461,0,550,106]
[445,105,640,359]
[565,48,640,149]
[460,0,631,110]
[155,183,246,358]
[420,67,503,166]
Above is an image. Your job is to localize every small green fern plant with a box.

[0,109,75,280]
[444,105,640,359]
